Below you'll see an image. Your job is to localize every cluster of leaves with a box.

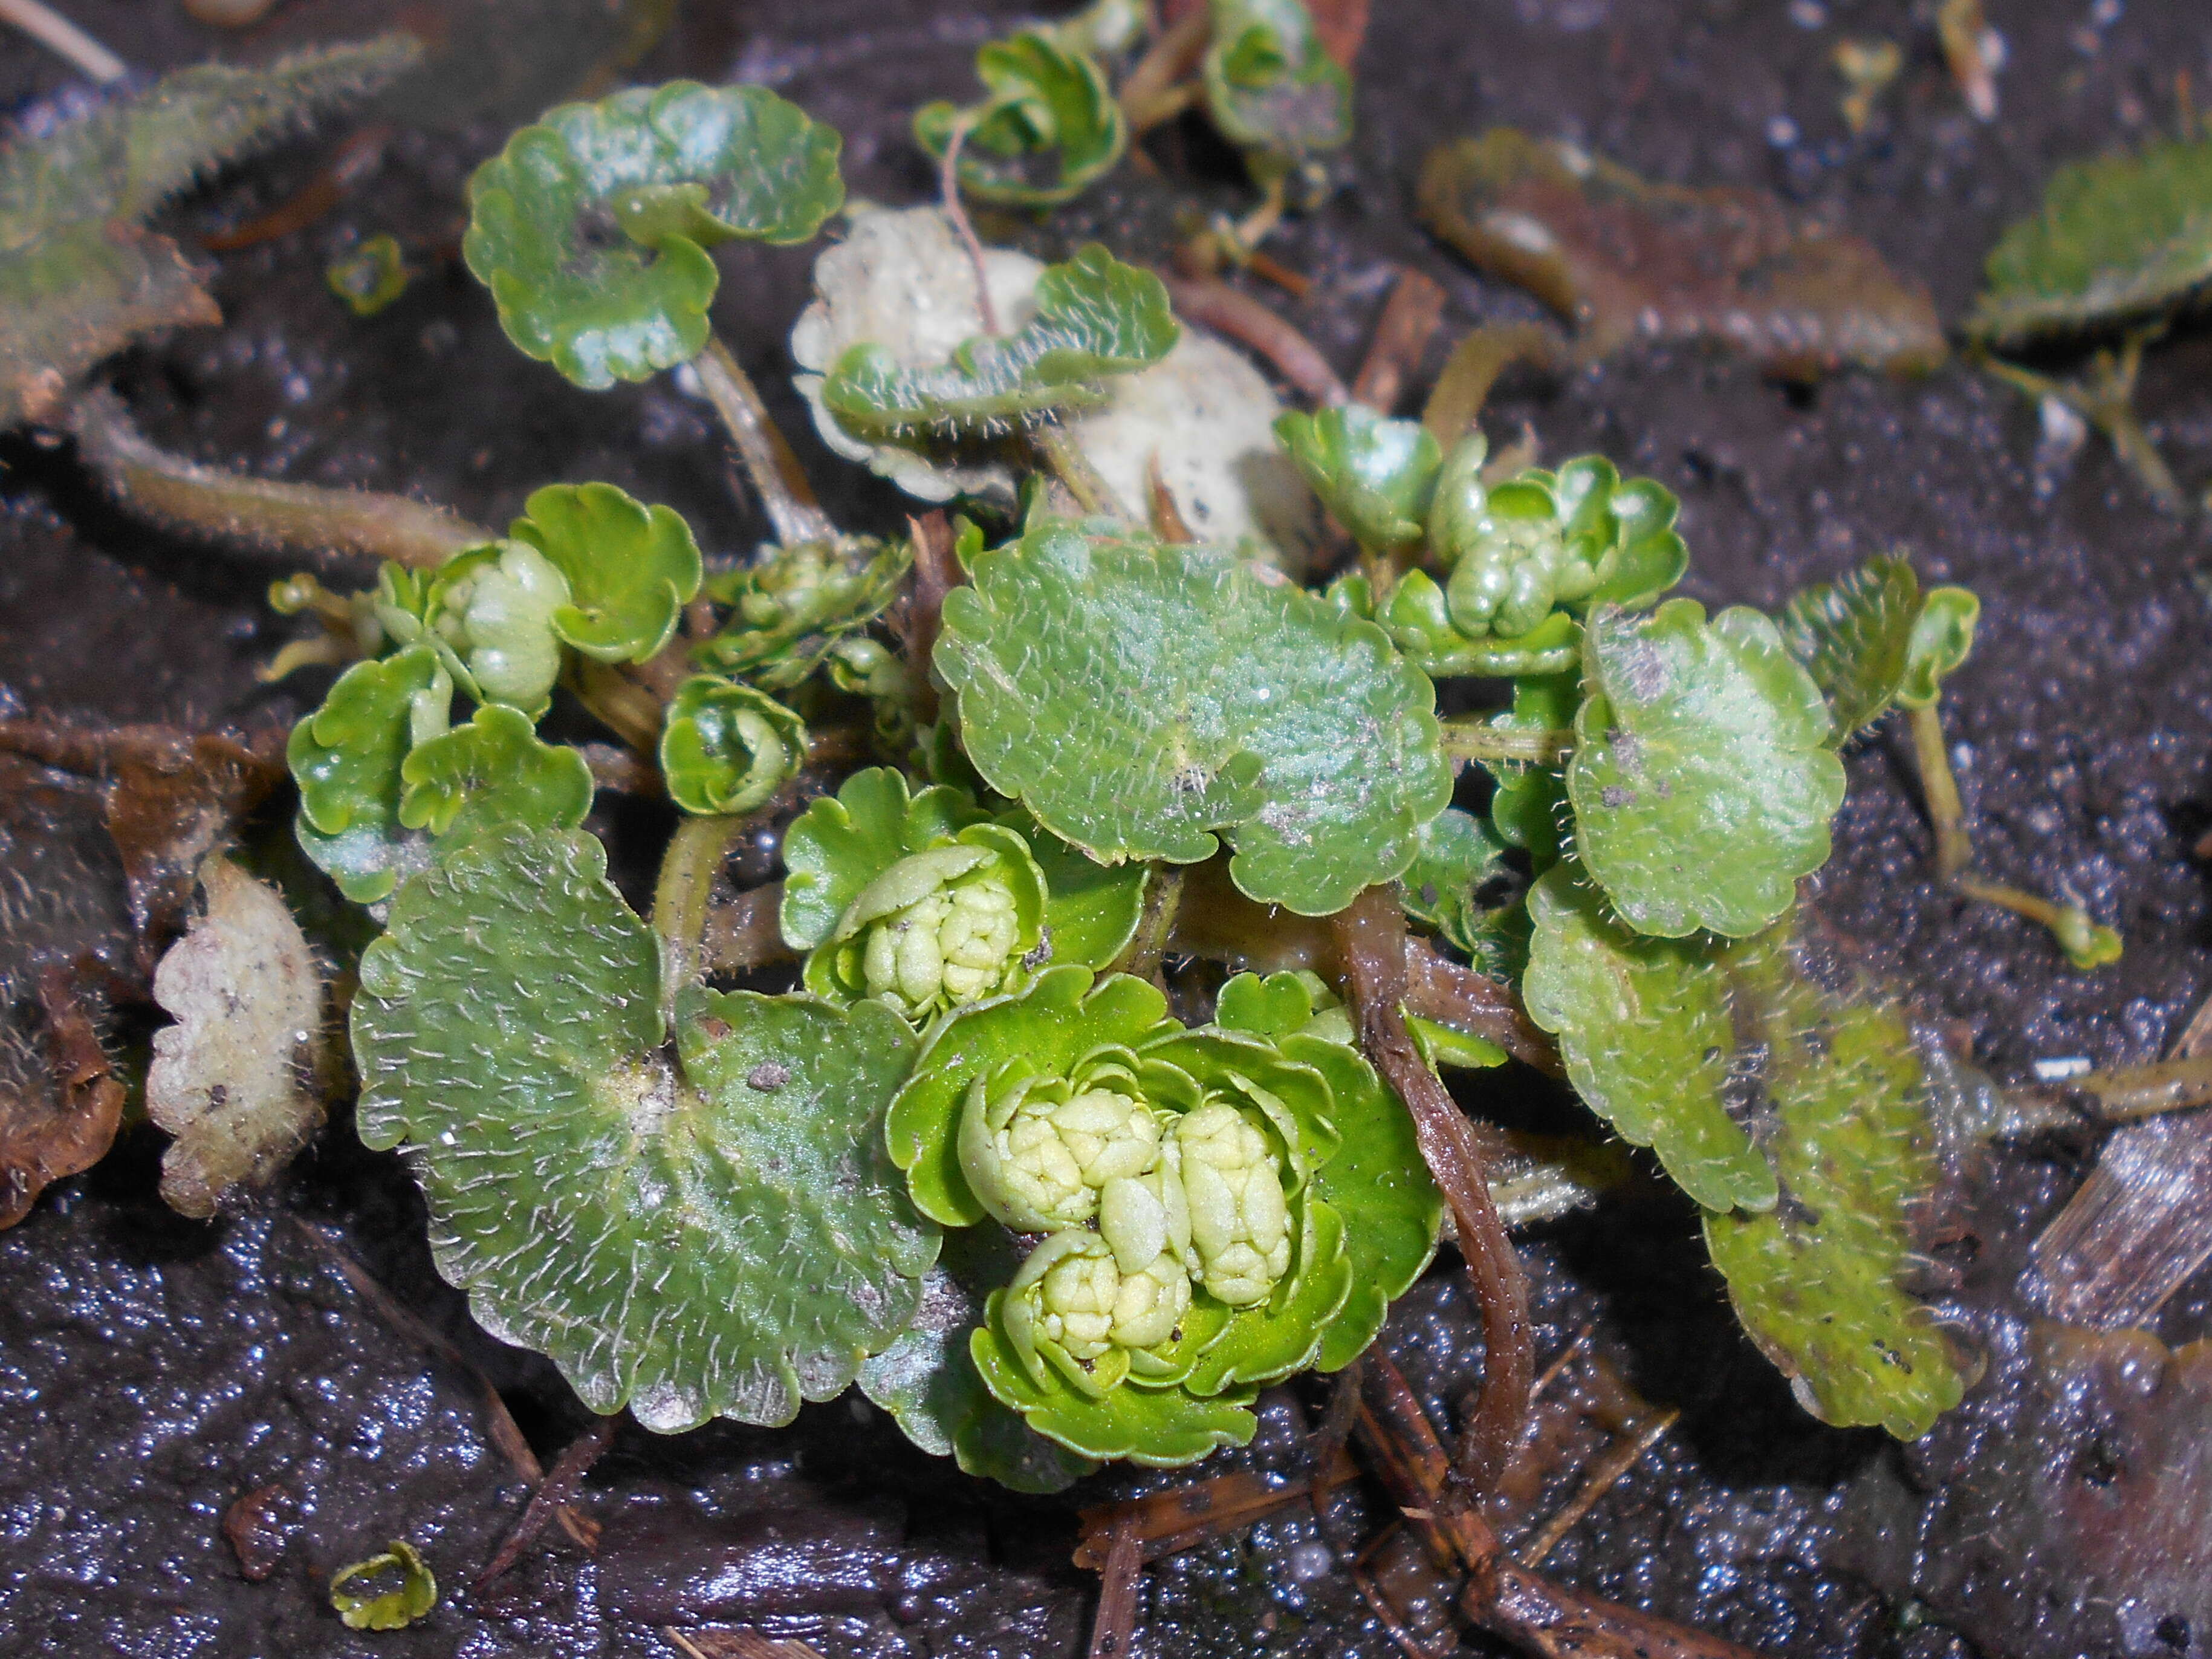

[916,0,1351,213]
[253,51,2008,1492]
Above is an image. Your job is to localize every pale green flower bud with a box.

[1175,1100,1291,1306]
[961,1066,1165,1232]
[1108,1248,1192,1351]
[840,845,1025,1019]
[1003,1230,1192,1371]
[446,542,570,708]
[1096,1144,1189,1275]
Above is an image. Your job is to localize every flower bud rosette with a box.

[1379,450,1688,680]
[885,965,1442,1466]
[696,534,910,691]
[780,768,1147,1022]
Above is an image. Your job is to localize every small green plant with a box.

[50,18,2080,1492]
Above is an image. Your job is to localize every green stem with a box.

[695,332,835,546]
[1978,335,2185,511]
[653,812,748,1019]
[1907,701,1971,880]
[1032,424,1116,518]
[2067,1054,2212,1122]
[1439,719,1575,764]
[567,658,664,755]
[1953,874,2123,970]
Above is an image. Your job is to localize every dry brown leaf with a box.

[146,853,329,1219]
[0,967,128,1229]
[1418,128,1945,378]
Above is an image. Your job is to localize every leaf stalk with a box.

[693,333,835,546]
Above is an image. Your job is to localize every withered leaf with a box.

[146,852,329,1219]
[1418,129,1945,378]
[0,967,126,1230]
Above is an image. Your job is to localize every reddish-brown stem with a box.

[1353,268,1448,415]
[476,1415,617,1584]
[1154,270,1348,406]
[1085,1516,1144,1659]
[701,881,795,976]
[1120,8,1211,132]
[1335,890,1531,1493]
[1403,937,1561,1075]
[898,511,961,726]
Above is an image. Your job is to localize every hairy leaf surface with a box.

[353,826,936,1430]
[938,522,1451,915]
[1779,556,1979,738]
[1569,600,1843,938]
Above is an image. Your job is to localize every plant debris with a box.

[145,852,331,1220]
[1418,128,1945,377]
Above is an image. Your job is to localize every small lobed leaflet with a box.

[1779,554,1979,740]
[914,30,1128,207]
[935,519,1453,916]
[819,245,1178,443]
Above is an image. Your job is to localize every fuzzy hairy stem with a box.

[1031,424,1116,518]
[0,0,124,81]
[652,813,748,1016]
[68,387,485,570]
[694,334,835,547]
[1439,720,1575,765]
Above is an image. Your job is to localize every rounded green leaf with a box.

[937,521,1453,916]
[819,244,1178,443]
[326,233,409,317]
[1777,556,1979,735]
[887,966,1172,1226]
[1399,806,1508,958]
[422,539,571,711]
[463,81,843,388]
[658,676,807,816]
[330,1541,436,1632]
[1273,403,1441,553]
[288,644,451,903]
[971,1296,1259,1465]
[352,826,936,1430]
[1569,600,1845,938]
[915,31,1127,207]
[780,767,991,950]
[398,703,594,839]
[1521,867,1778,1213]
[510,482,702,664]
[1015,813,1149,974]
[1898,585,1979,709]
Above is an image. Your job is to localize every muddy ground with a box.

[4,1,2212,1655]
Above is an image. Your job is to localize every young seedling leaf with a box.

[510,482,702,663]
[353,826,936,1430]
[0,37,422,426]
[1779,556,1980,739]
[658,677,807,817]
[1570,600,1844,938]
[329,1540,436,1632]
[288,645,452,904]
[698,535,910,690]
[1699,933,1968,1438]
[1521,868,1777,1213]
[938,522,1452,915]
[1274,403,1441,553]
[819,244,1178,443]
[857,1226,1098,1492]
[146,854,329,1220]
[1202,0,1355,170]
[397,703,594,839]
[1398,806,1510,961]
[326,233,410,317]
[915,31,1127,207]
[464,80,844,388]
[1970,134,2212,344]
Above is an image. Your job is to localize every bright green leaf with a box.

[352,826,936,1430]
[397,703,593,839]
[1570,600,1844,938]
[697,534,909,690]
[326,233,411,317]
[937,521,1452,915]
[463,81,843,388]
[1274,403,1441,553]
[420,540,571,712]
[510,482,702,664]
[915,31,1127,207]
[329,1539,436,1632]
[288,646,451,904]
[1970,132,2212,345]
[658,677,807,816]
[819,244,1178,443]
[1521,868,1777,1213]
[1398,807,1508,959]
[781,768,990,950]
[1377,572,1584,679]
[1778,555,1980,738]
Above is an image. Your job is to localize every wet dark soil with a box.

[4,2,2212,1657]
